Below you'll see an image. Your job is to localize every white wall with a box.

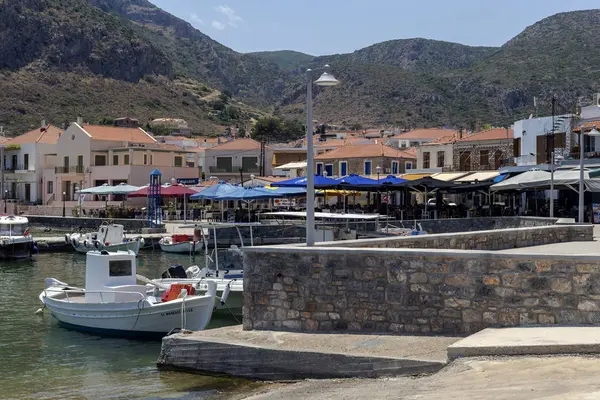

[513,115,572,165]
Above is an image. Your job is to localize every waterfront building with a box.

[204,138,272,183]
[386,128,457,149]
[47,122,199,204]
[453,128,514,172]
[2,122,62,203]
[313,143,416,177]
[416,134,457,172]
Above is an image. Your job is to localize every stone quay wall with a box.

[26,215,153,232]
[318,225,592,251]
[242,224,597,335]
[399,217,558,234]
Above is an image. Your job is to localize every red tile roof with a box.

[574,121,600,132]
[81,125,156,144]
[315,143,416,160]
[457,128,513,142]
[6,125,63,145]
[208,138,261,151]
[423,134,458,146]
[394,128,457,140]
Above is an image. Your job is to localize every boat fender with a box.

[71,237,79,248]
[220,283,231,305]
[32,242,39,254]
[140,237,145,246]
[64,234,70,244]
[94,240,103,249]
[186,265,200,278]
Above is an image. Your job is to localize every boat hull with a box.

[41,292,215,336]
[153,277,243,315]
[0,240,34,259]
[72,240,141,255]
[159,241,203,254]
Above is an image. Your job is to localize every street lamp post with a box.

[62,191,66,217]
[3,189,7,213]
[375,165,382,212]
[305,65,340,246]
[579,125,600,223]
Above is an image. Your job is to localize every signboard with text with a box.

[176,178,199,185]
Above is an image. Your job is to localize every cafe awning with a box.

[399,173,433,181]
[430,172,470,181]
[455,171,500,183]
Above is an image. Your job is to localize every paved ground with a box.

[497,225,600,255]
[498,239,600,255]
[232,356,600,400]
[448,327,600,359]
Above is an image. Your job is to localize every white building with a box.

[512,114,572,166]
[2,123,62,203]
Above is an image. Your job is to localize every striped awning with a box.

[399,173,433,180]
[455,171,500,183]
[431,172,470,181]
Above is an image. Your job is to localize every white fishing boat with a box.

[159,234,203,254]
[0,215,37,259]
[66,222,144,255]
[152,223,257,316]
[38,250,217,338]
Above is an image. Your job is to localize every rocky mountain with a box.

[0,1,598,134]
[248,51,315,70]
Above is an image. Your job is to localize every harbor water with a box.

[0,251,251,399]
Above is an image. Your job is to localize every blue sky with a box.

[151,1,599,55]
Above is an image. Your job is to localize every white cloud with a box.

[190,13,204,26]
[215,5,243,27]
[211,20,226,30]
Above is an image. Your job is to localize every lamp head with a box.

[314,71,340,87]
[588,126,600,136]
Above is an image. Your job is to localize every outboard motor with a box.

[161,264,187,279]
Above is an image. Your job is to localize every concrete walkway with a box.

[448,327,600,359]
[158,326,461,380]
[239,356,600,400]
[497,239,600,255]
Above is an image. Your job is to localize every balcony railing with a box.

[55,166,85,174]
[3,164,35,172]
[209,165,260,173]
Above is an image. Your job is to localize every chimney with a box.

[41,119,47,131]
[76,116,83,125]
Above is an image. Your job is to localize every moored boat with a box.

[39,250,217,338]
[159,234,202,254]
[66,222,143,255]
[0,215,37,259]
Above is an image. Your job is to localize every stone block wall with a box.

[243,246,600,334]
[318,225,591,251]
[26,215,153,232]
[397,217,558,234]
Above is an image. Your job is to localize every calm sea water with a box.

[0,251,249,400]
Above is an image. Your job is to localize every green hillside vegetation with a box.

[248,50,315,70]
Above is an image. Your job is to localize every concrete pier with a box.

[157,325,460,380]
[448,327,600,360]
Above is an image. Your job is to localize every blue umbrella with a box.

[190,182,239,200]
[271,175,338,188]
[215,186,284,201]
[259,186,307,197]
[335,174,379,186]
[379,175,408,185]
